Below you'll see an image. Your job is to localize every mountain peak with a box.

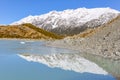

[11,7,120,35]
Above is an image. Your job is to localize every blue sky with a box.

[0,0,120,24]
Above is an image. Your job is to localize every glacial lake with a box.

[0,40,119,80]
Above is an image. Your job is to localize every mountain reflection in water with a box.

[79,53,120,80]
[19,53,108,75]
[0,40,117,80]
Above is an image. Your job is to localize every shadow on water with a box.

[19,53,116,80]
[0,40,119,80]
[0,54,115,80]
[79,52,120,80]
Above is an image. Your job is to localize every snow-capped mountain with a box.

[11,8,120,35]
[19,53,107,75]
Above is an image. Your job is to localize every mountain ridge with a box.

[11,7,120,35]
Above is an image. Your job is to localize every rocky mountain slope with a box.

[0,23,62,39]
[48,15,120,60]
[11,8,120,35]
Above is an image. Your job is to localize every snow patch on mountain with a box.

[11,7,120,35]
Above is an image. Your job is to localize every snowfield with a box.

[11,8,120,35]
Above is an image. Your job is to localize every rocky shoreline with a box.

[47,16,120,61]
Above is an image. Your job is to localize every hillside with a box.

[0,23,63,39]
[11,8,120,35]
[48,15,120,60]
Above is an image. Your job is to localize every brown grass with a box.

[0,23,63,39]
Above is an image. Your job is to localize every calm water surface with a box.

[0,40,118,80]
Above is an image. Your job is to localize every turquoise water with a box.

[0,40,116,80]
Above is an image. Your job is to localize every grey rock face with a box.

[48,15,120,60]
